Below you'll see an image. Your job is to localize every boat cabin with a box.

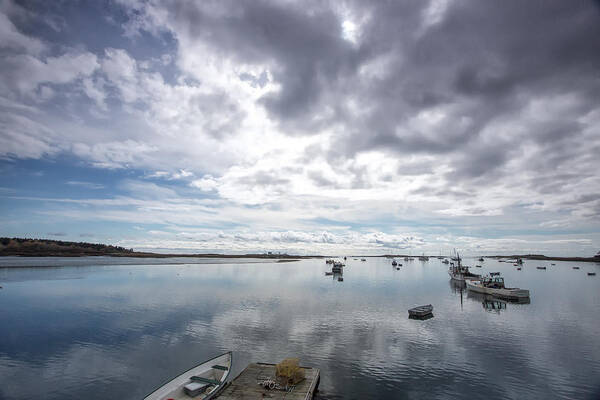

[481,276,505,289]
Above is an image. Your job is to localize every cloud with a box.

[66,181,105,190]
[0,1,599,254]
[0,9,45,55]
[0,52,98,94]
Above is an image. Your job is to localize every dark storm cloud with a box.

[161,0,364,131]
[130,0,599,190]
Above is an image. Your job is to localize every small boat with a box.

[338,277,344,281]
[551,263,556,266]
[537,266,546,270]
[361,258,366,262]
[466,275,530,301]
[573,266,580,270]
[325,272,333,276]
[392,260,398,266]
[418,253,429,261]
[476,265,482,268]
[442,259,449,264]
[396,267,400,270]
[517,267,522,270]
[513,264,518,266]
[516,258,523,264]
[144,351,232,400]
[589,272,597,276]
[408,304,433,318]
[478,257,484,262]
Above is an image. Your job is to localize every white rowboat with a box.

[144,351,232,400]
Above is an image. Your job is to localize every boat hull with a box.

[144,351,232,400]
[448,270,480,282]
[466,281,530,300]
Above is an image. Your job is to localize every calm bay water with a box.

[0,256,599,399]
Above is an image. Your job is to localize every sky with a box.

[1,0,599,256]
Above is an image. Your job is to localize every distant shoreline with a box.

[486,254,600,263]
[1,238,598,262]
[0,252,314,259]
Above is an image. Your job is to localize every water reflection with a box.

[0,257,599,400]
[467,291,508,313]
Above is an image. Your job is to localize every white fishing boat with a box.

[447,251,480,281]
[144,351,232,400]
[466,275,530,301]
[332,261,344,272]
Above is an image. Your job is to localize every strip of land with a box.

[487,254,600,263]
[1,238,598,262]
[0,238,312,259]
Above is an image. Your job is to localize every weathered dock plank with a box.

[216,363,320,400]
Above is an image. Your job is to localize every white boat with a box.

[448,251,480,281]
[392,260,398,266]
[332,261,344,272]
[466,276,530,301]
[144,351,232,400]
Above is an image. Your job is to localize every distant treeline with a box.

[0,237,311,259]
[0,237,134,257]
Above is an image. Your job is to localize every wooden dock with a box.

[216,363,320,400]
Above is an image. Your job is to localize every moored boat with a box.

[466,275,530,301]
[408,304,433,318]
[332,261,344,272]
[144,351,232,400]
[392,260,398,266]
[448,251,480,281]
